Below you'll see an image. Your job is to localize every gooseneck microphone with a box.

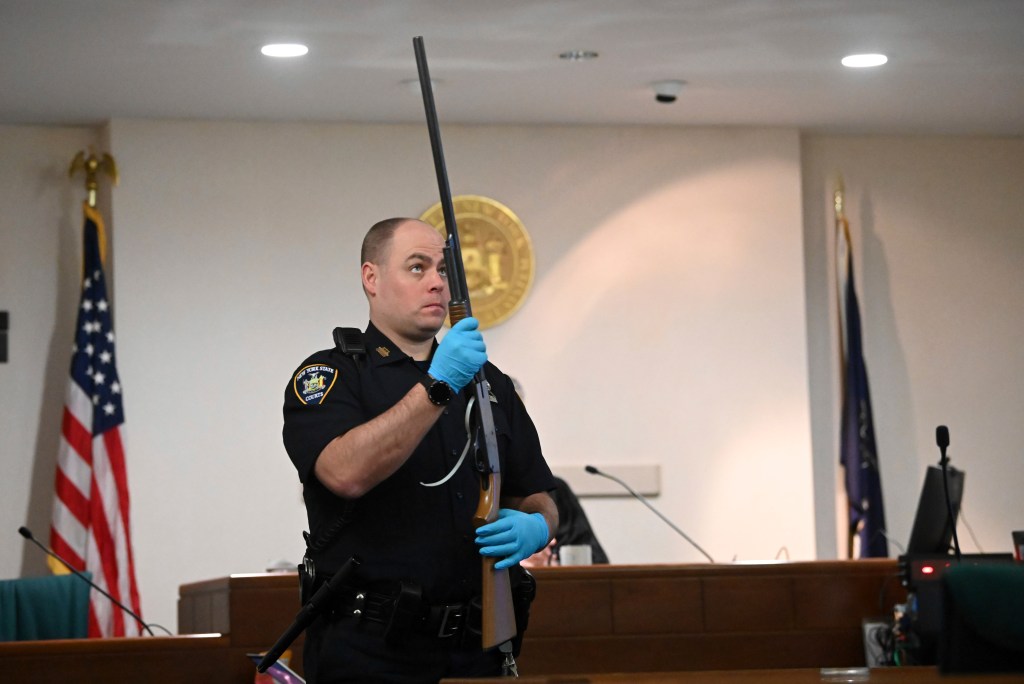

[936,425,950,463]
[935,426,962,562]
[17,526,164,636]
[585,465,715,563]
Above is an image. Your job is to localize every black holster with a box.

[383,581,423,646]
[511,569,537,657]
[298,556,316,605]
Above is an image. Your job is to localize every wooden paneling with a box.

[175,561,903,677]
[0,562,954,683]
[611,577,703,634]
[528,578,613,637]
[518,560,904,674]
[515,631,867,675]
[794,570,900,629]
[0,634,230,684]
[702,575,794,632]
[178,572,306,676]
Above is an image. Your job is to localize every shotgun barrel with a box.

[412,35,517,651]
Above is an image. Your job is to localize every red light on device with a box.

[921,565,935,575]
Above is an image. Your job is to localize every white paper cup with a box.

[559,544,593,566]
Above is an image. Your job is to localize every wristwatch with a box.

[419,374,453,406]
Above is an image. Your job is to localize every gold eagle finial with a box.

[833,175,846,222]
[69,148,119,207]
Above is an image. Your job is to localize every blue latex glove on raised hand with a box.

[475,509,550,570]
[428,317,487,394]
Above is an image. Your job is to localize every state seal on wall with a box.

[420,195,535,330]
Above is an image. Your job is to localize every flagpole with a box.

[834,175,847,364]
[833,175,852,558]
[835,174,858,559]
[834,175,845,224]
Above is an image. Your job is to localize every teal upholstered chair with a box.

[940,563,1024,673]
[0,573,91,641]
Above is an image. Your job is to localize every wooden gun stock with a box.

[413,35,516,650]
[473,472,516,648]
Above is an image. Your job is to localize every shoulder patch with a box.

[293,364,339,405]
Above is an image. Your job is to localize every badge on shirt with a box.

[293,364,338,405]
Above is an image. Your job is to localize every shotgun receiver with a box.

[413,35,517,651]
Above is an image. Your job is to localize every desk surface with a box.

[444,666,1024,683]
[0,634,232,683]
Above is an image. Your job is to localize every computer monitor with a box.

[907,464,965,555]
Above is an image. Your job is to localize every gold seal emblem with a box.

[420,195,534,329]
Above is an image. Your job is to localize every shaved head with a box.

[361,217,415,266]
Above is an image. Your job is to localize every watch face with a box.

[428,380,452,405]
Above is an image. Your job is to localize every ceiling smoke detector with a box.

[559,50,599,61]
[652,80,685,104]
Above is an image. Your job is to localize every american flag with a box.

[49,202,143,637]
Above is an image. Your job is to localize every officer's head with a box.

[361,218,449,343]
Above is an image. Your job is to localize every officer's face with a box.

[366,220,449,342]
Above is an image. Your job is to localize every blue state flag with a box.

[836,206,888,558]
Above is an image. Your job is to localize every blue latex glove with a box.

[475,508,550,570]
[428,317,486,393]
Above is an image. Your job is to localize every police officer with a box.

[283,217,558,683]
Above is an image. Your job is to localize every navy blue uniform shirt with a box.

[283,322,555,604]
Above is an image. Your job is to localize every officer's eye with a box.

[438,265,448,277]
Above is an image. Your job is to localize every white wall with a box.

[1,123,99,574]
[802,135,1024,558]
[4,121,1020,636]
[100,120,813,629]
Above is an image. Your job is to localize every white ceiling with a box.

[2,0,1023,135]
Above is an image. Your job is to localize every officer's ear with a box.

[362,261,378,297]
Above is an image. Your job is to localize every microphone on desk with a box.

[585,465,715,563]
[18,525,159,636]
[934,425,962,562]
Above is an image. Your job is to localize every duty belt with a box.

[334,584,481,641]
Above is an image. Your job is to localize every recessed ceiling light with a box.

[261,43,309,58]
[559,50,599,61]
[841,53,888,68]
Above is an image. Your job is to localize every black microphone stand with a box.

[935,426,962,562]
[585,466,715,563]
[17,526,166,636]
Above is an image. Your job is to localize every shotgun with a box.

[413,35,517,651]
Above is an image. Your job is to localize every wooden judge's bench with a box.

[1,561,1018,682]
[175,559,909,678]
